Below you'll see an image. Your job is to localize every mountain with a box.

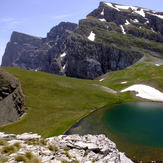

[2,2,163,79]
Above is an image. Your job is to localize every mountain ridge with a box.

[2,1,163,79]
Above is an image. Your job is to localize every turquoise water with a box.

[66,102,163,162]
[104,102,163,147]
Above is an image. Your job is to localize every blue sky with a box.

[0,0,163,64]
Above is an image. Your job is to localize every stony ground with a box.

[0,132,133,163]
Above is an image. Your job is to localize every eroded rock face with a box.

[0,132,133,163]
[2,2,163,79]
[0,69,24,125]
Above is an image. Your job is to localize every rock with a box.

[0,132,134,163]
[0,69,25,126]
[16,133,41,140]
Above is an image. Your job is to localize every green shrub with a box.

[48,145,59,152]
[15,152,42,163]
[25,152,34,160]
[15,155,28,162]
[1,143,21,154]
[1,145,17,154]
[25,139,46,146]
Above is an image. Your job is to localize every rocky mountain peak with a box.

[47,22,77,40]
[2,2,163,79]
[10,31,43,46]
[88,1,163,35]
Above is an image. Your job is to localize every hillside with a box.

[0,67,119,137]
[1,58,163,138]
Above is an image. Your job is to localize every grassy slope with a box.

[0,61,163,138]
[0,67,119,138]
[98,62,163,93]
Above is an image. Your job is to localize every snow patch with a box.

[132,19,139,23]
[145,20,149,24]
[115,5,130,10]
[115,4,138,11]
[148,13,163,19]
[105,3,120,11]
[121,84,163,102]
[60,52,67,58]
[130,6,139,11]
[99,18,106,22]
[134,9,146,17]
[99,78,104,82]
[88,31,96,41]
[121,81,128,84]
[120,25,126,34]
[101,9,104,15]
[63,64,66,70]
[155,64,160,66]
[125,20,130,25]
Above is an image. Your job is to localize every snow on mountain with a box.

[88,31,96,41]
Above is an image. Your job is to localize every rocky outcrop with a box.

[0,69,24,125]
[2,2,163,79]
[88,2,163,41]
[0,132,133,163]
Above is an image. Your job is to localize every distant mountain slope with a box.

[2,2,163,79]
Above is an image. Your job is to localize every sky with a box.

[0,0,163,64]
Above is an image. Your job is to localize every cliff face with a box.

[0,69,24,125]
[2,2,163,79]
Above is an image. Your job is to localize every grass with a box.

[0,61,163,138]
[25,138,47,146]
[15,152,42,163]
[1,143,21,154]
[98,62,163,94]
[0,67,118,137]
[48,145,59,152]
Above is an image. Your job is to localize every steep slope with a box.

[0,69,24,125]
[2,2,163,79]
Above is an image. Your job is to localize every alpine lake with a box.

[66,102,163,163]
